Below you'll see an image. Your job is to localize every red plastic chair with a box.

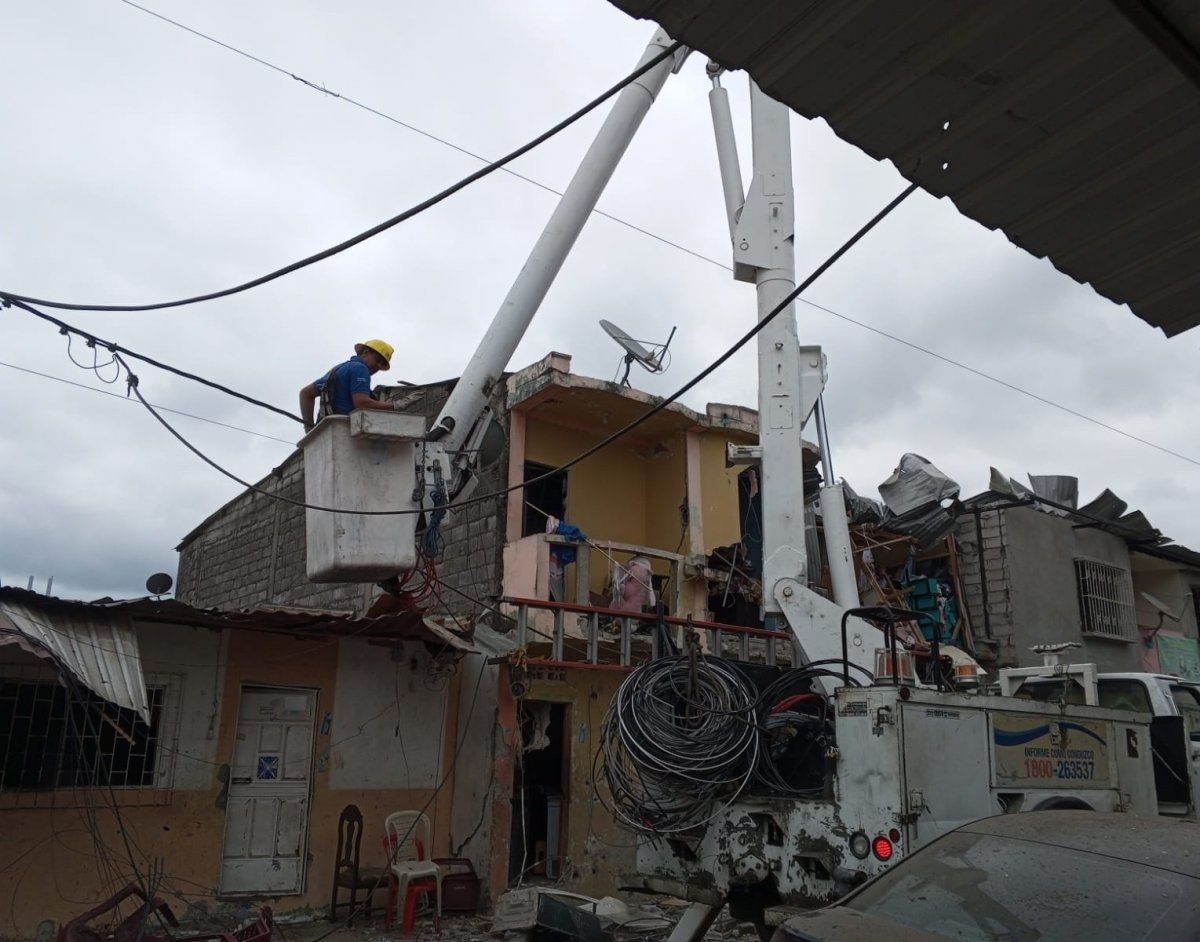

[383,833,441,936]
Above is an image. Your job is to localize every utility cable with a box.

[797,296,1200,468]
[4,297,304,423]
[104,183,921,516]
[114,0,719,270]
[0,361,295,445]
[0,41,682,313]
[66,2,1200,468]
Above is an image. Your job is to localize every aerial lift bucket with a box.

[298,412,423,581]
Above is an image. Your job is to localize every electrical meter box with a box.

[299,412,424,582]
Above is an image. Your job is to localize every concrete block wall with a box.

[176,380,510,617]
[954,507,1017,666]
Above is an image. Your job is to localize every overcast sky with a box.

[3,0,1197,600]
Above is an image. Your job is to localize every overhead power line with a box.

[102,1,1200,470]
[0,39,682,313]
[115,0,720,271]
[0,361,294,445]
[5,297,304,423]
[106,183,921,515]
[796,297,1200,469]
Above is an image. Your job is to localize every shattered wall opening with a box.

[509,700,569,886]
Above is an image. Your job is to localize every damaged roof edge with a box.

[607,0,1200,336]
[0,587,482,653]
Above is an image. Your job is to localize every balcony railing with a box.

[503,596,797,670]
[503,533,686,611]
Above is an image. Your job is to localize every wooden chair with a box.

[329,804,388,924]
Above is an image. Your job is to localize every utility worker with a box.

[299,339,398,432]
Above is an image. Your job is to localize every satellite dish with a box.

[1140,591,1182,648]
[600,319,676,387]
[1141,591,1180,621]
[476,417,507,470]
[146,572,174,597]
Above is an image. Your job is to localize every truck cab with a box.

[1011,672,1200,816]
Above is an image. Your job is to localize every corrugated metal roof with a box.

[0,595,150,721]
[0,587,478,656]
[608,0,1200,336]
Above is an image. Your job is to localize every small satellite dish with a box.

[146,573,174,597]
[476,417,507,470]
[1141,591,1180,621]
[600,319,676,387]
[1139,590,1182,647]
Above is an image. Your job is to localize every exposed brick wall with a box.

[954,506,1016,666]
[176,380,509,617]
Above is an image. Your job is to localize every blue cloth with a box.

[550,522,586,566]
[314,356,375,415]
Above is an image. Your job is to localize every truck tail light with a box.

[872,836,894,861]
[849,832,870,859]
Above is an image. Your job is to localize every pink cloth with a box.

[613,557,654,612]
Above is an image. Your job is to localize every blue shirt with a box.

[313,356,375,416]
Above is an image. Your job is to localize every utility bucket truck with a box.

[296,29,1174,935]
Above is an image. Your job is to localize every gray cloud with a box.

[3,0,1198,599]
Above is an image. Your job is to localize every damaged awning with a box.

[606,0,1200,336]
[0,593,149,722]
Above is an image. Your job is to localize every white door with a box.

[219,685,317,895]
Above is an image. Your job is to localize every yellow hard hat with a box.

[355,339,393,370]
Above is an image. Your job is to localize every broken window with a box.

[522,461,567,537]
[0,679,166,791]
[1074,558,1137,641]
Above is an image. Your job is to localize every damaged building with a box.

[0,587,475,937]
[5,352,1199,939]
[836,457,1200,679]
[0,351,781,936]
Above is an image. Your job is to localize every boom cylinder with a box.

[430,29,680,450]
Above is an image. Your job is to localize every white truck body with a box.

[633,685,1160,915]
[1007,669,1200,816]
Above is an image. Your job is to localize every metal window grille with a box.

[1074,558,1137,641]
[0,680,166,792]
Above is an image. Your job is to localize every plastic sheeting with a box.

[872,454,962,548]
[879,454,960,516]
[842,480,884,527]
[0,597,149,721]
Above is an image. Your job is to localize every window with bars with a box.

[1074,558,1137,641]
[0,680,166,792]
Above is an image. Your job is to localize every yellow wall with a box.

[524,666,634,898]
[525,419,649,548]
[643,433,687,555]
[698,430,747,552]
[523,418,751,609]
[0,631,459,938]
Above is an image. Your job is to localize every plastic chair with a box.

[329,804,388,924]
[383,811,442,935]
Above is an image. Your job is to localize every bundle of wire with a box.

[600,655,760,834]
[390,554,441,608]
[751,669,835,797]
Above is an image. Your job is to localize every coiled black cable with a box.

[600,655,759,834]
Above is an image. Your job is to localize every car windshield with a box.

[1097,679,1152,713]
[844,831,1199,941]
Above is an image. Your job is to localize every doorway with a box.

[218,685,318,895]
[509,701,569,884]
[522,462,568,537]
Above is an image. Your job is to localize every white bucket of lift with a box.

[298,412,423,582]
